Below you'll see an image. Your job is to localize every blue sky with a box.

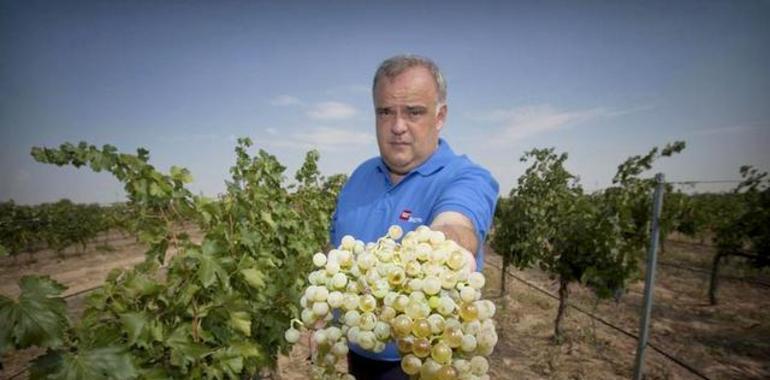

[1,0,768,204]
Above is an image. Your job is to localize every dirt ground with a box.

[1,235,768,379]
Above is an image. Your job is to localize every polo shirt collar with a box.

[376,138,453,177]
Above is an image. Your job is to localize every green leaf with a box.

[166,324,211,368]
[30,346,139,380]
[118,312,161,348]
[229,311,252,337]
[0,276,69,352]
[196,251,227,289]
[240,268,265,289]
[170,166,193,183]
[260,211,276,229]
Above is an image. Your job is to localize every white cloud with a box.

[307,101,358,121]
[469,104,624,144]
[267,126,374,151]
[270,95,303,106]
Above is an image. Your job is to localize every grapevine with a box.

[1,138,344,378]
[491,142,686,340]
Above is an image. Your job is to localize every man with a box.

[330,55,499,379]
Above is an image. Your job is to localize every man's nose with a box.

[391,114,408,135]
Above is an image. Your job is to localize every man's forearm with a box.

[431,223,478,256]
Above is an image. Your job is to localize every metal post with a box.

[633,173,665,380]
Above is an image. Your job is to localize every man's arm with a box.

[430,211,478,272]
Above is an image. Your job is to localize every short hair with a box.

[372,54,447,106]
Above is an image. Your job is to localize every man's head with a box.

[372,55,447,177]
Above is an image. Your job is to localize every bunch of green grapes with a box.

[284,225,497,380]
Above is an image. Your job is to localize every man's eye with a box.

[377,109,393,116]
[407,108,426,117]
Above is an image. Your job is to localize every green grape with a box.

[401,354,422,375]
[459,302,479,321]
[405,261,422,277]
[332,341,349,356]
[407,278,423,292]
[313,302,329,317]
[413,337,431,358]
[327,291,343,308]
[397,336,414,353]
[313,252,327,267]
[416,242,432,261]
[443,326,463,348]
[419,358,441,379]
[470,356,489,375]
[359,312,377,331]
[326,326,342,341]
[284,328,300,343]
[374,321,391,340]
[446,250,465,270]
[358,331,376,350]
[387,266,406,286]
[342,293,359,311]
[344,310,360,326]
[453,358,471,375]
[341,235,356,250]
[405,299,425,319]
[468,272,485,289]
[359,294,377,312]
[423,276,441,295]
[325,261,340,275]
[393,294,409,312]
[461,334,477,352]
[388,225,403,240]
[436,365,458,380]
[392,314,413,337]
[460,286,477,303]
[331,273,348,289]
[440,270,457,289]
[314,286,329,302]
[427,313,446,334]
[379,306,396,322]
[431,341,452,364]
[411,318,431,338]
[313,330,327,345]
[428,295,441,309]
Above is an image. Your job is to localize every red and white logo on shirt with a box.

[399,209,423,224]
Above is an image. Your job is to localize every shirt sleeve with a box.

[430,165,500,249]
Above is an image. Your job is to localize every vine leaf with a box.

[191,241,228,288]
[240,268,266,289]
[229,311,252,337]
[29,346,139,380]
[166,324,211,368]
[0,275,69,353]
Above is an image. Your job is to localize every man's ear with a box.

[436,104,448,132]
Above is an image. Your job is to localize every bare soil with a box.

[2,236,768,379]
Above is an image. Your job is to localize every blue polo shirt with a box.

[330,138,499,361]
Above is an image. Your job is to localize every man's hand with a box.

[430,211,478,272]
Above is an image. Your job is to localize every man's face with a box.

[374,66,447,176]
